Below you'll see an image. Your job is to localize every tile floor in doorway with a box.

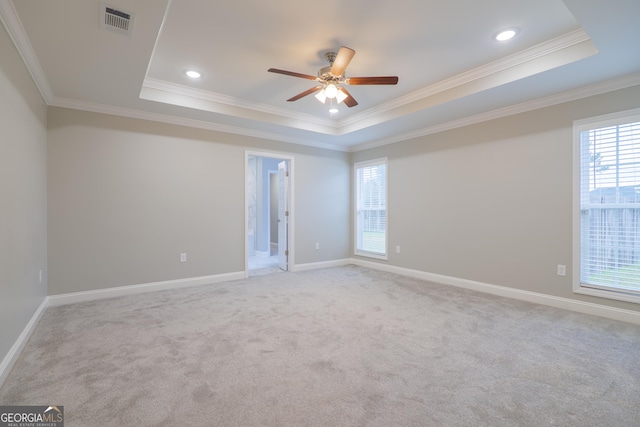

[248,243,282,276]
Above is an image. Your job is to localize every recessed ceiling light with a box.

[184,70,201,79]
[329,108,339,114]
[495,29,518,42]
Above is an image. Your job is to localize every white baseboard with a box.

[48,271,246,306]
[0,298,48,388]
[5,259,638,390]
[292,258,352,272]
[255,250,271,258]
[350,258,640,325]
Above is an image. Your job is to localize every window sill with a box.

[355,251,388,261]
[574,283,640,305]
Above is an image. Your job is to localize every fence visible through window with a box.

[355,158,387,258]
[357,208,386,254]
[580,119,640,294]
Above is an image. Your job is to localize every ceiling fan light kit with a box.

[335,89,348,103]
[314,89,327,103]
[315,82,349,106]
[324,83,338,99]
[268,46,399,112]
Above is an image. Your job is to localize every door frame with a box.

[244,150,295,277]
[267,169,278,250]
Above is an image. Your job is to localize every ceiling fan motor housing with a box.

[319,51,340,80]
[318,66,338,80]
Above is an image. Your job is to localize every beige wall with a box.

[0,23,48,362]
[352,84,640,313]
[47,108,351,295]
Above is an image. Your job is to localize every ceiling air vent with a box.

[100,3,135,36]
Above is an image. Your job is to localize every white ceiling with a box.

[2,0,640,151]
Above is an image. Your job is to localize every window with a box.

[575,108,640,303]
[355,158,387,259]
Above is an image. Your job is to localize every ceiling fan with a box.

[268,46,398,108]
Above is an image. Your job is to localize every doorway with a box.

[245,152,293,276]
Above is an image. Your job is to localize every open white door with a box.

[277,161,289,270]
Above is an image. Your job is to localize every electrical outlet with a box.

[557,264,566,276]
[315,242,320,250]
[396,246,401,253]
[180,253,187,263]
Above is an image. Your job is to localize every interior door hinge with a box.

[285,250,289,256]
[286,171,289,177]
[285,211,289,217]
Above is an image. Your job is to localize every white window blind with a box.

[578,115,640,300]
[355,158,387,258]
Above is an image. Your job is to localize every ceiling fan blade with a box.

[287,86,322,102]
[346,76,399,85]
[268,68,318,81]
[330,46,355,77]
[338,87,358,108]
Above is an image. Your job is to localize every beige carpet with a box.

[1,266,640,426]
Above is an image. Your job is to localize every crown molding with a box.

[140,78,342,136]
[141,29,595,139]
[0,0,53,103]
[338,28,596,129]
[351,72,640,152]
[343,29,592,127]
[142,77,336,129]
[49,71,640,155]
[50,96,350,152]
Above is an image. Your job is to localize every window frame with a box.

[354,157,388,260]
[573,107,640,304]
